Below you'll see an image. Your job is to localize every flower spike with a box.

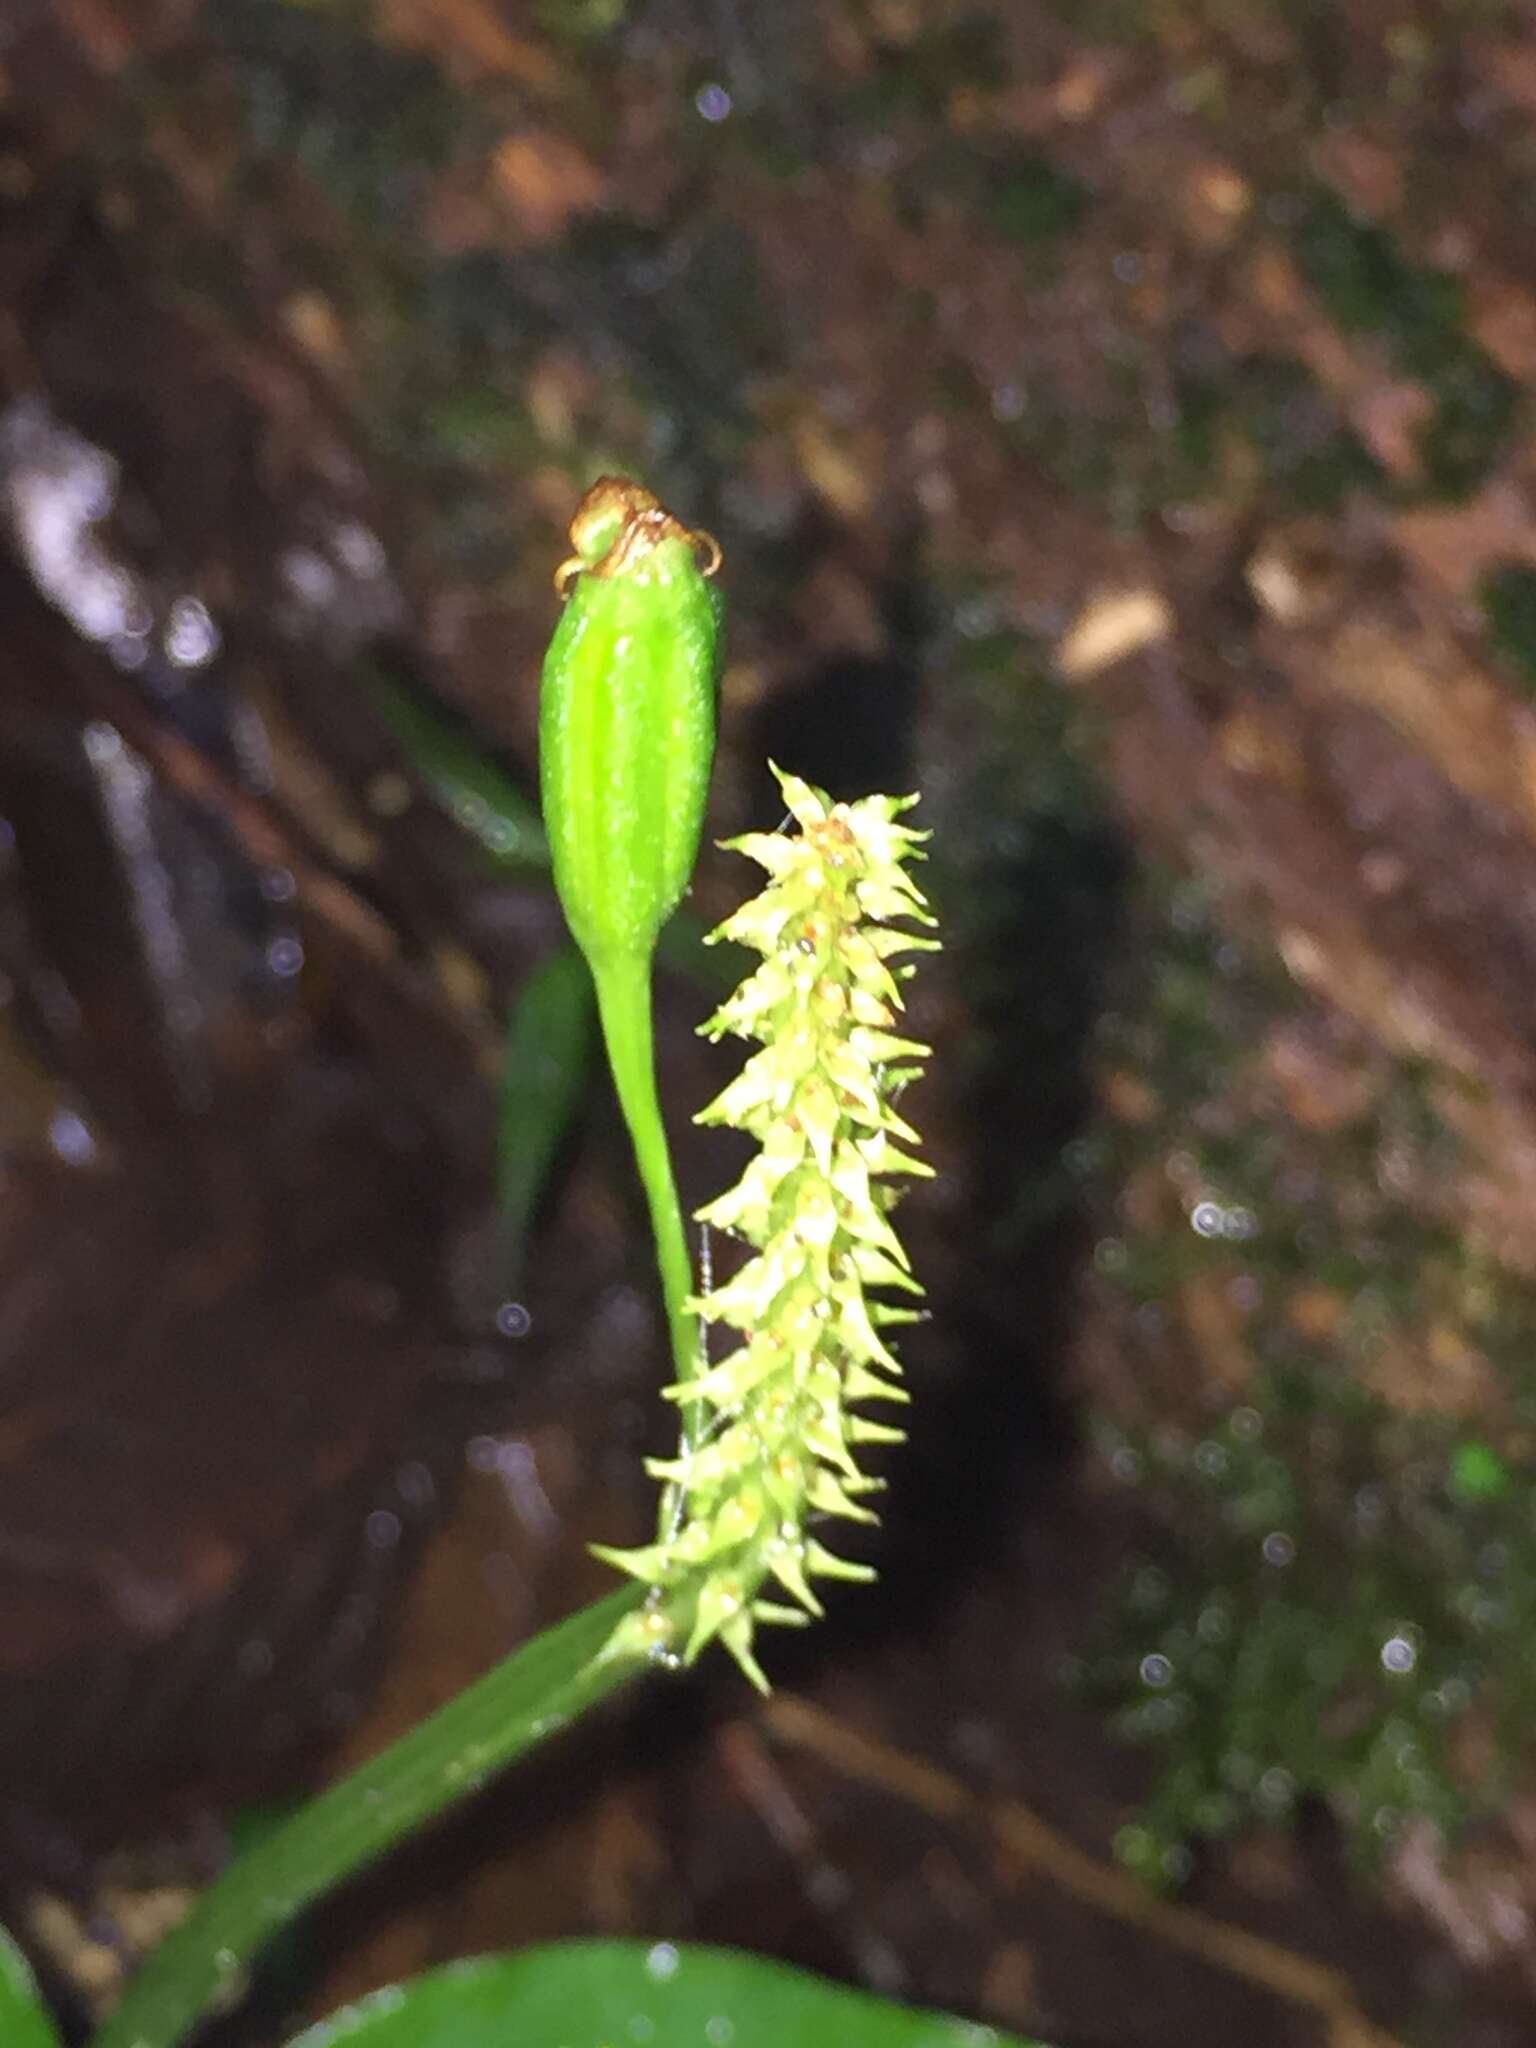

[598,765,938,1689]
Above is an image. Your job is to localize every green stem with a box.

[91,1587,647,2048]
[589,948,701,1444]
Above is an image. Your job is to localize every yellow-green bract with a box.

[539,477,721,964]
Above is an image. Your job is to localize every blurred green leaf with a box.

[497,946,593,1283]
[655,910,751,998]
[1291,187,1520,501]
[1480,559,1536,696]
[983,152,1089,245]
[361,664,549,870]
[1450,1438,1513,1505]
[283,1941,1043,2048]
[538,0,627,37]
[0,1927,62,2048]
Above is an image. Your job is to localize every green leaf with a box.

[655,911,750,1000]
[91,1591,648,2048]
[497,945,593,1283]
[1450,1437,1514,1504]
[1481,559,1536,698]
[0,1926,63,2048]
[283,1941,1047,2048]
[361,662,549,871]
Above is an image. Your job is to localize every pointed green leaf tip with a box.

[540,477,722,965]
[597,765,939,1689]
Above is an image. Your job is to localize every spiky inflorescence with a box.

[596,765,937,1690]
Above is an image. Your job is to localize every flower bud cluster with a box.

[597,766,937,1688]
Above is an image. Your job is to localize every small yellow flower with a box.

[596,766,938,1690]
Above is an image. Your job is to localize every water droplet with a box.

[1196,1602,1230,1644]
[1130,1563,1168,1610]
[237,1636,273,1679]
[83,721,122,767]
[1190,1200,1224,1237]
[1139,1652,1174,1688]
[496,1300,531,1338]
[48,1108,97,1166]
[365,1509,401,1551]
[695,82,733,122]
[1255,1766,1294,1815]
[1261,1530,1296,1567]
[396,1460,435,1509]
[645,1941,680,1982]
[705,2016,735,2046]
[165,594,220,668]
[1381,1633,1417,1675]
[1114,1822,1153,1866]
[806,1863,850,1911]
[282,546,336,606]
[1354,1484,1386,1527]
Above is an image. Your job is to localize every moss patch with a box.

[1079,878,1536,1881]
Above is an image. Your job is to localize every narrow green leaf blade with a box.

[0,1926,64,2048]
[497,945,593,1286]
[283,1941,1048,2048]
[362,663,549,871]
[92,1591,646,2048]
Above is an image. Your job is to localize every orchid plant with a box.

[0,481,1042,2048]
